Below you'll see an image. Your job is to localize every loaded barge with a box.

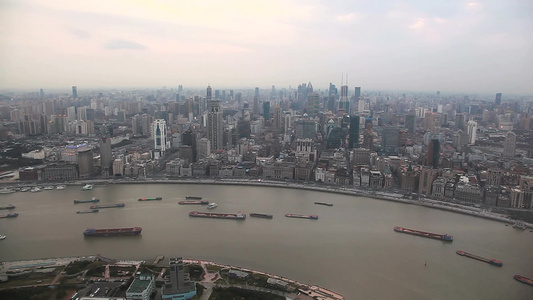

[0,213,18,218]
[179,200,209,205]
[74,197,99,204]
[83,227,142,237]
[456,250,503,267]
[77,209,99,214]
[90,203,125,209]
[138,197,162,201]
[314,202,333,206]
[285,214,318,220]
[513,275,533,286]
[189,211,246,220]
[393,226,453,241]
[249,213,273,219]
[186,196,202,200]
[0,204,15,210]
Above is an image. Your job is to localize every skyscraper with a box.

[263,101,270,120]
[503,131,516,157]
[339,85,349,112]
[153,119,167,158]
[467,120,478,145]
[405,115,415,133]
[427,139,440,168]
[273,105,282,132]
[99,138,113,177]
[354,87,361,101]
[78,149,93,179]
[495,93,502,106]
[72,86,78,98]
[349,115,360,148]
[206,85,212,101]
[207,100,223,151]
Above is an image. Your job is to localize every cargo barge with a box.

[393,226,453,241]
[513,275,533,286]
[90,203,125,209]
[0,204,15,210]
[83,227,142,237]
[77,209,99,214]
[285,213,318,220]
[249,213,273,219]
[179,200,209,205]
[138,197,162,201]
[314,202,333,206]
[456,250,503,267]
[186,196,203,200]
[189,211,246,220]
[74,197,99,204]
[0,213,18,218]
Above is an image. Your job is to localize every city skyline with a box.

[1,0,532,94]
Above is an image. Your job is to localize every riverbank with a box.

[2,178,532,228]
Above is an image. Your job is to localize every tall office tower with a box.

[162,257,196,299]
[141,114,153,137]
[405,115,415,133]
[418,167,438,196]
[339,85,349,112]
[503,131,516,157]
[182,129,197,162]
[67,106,77,122]
[72,86,78,98]
[206,85,212,101]
[153,119,167,159]
[354,87,361,101]
[196,137,211,159]
[255,87,260,98]
[270,85,276,100]
[327,127,343,149]
[132,114,142,136]
[78,149,93,179]
[297,83,307,111]
[253,96,260,116]
[382,127,400,154]
[467,120,478,145]
[263,101,271,120]
[99,138,113,177]
[272,105,282,132]
[495,93,502,106]
[39,88,45,99]
[77,107,87,121]
[214,90,220,99]
[348,115,360,148]
[306,84,319,118]
[207,100,223,151]
[427,139,440,168]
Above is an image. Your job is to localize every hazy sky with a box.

[1,0,532,94]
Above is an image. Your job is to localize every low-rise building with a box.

[126,274,155,300]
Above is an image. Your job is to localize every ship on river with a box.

[513,275,533,286]
[83,227,142,237]
[179,200,209,205]
[76,209,99,214]
[314,202,333,206]
[186,196,203,200]
[74,197,99,204]
[189,211,246,220]
[249,213,273,219]
[456,250,503,267]
[138,197,162,201]
[394,226,453,241]
[0,204,15,210]
[0,213,18,218]
[90,203,125,209]
[285,213,318,220]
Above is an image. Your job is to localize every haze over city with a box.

[1,0,532,94]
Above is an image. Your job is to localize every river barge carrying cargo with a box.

[189,211,246,220]
[83,227,142,237]
[393,226,453,241]
[249,213,273,219]
[513,275,533,286]
[285,214,318,220]
[74,197,99,204]
[185,196,202,200]
[179,200,209,205]
[76,209,99,214]
[456,250,503,267]
[138,197,162,201]
[90,203,125,209]
[314,202,333,206]
[0,213,18,218]
[0,204,15,210]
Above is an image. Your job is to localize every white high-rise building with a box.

[467,120,478,145]
[503,131,516,157]
[153,119,167,158]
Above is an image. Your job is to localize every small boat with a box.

[179,200,209,205]
[0,235,6,240]
[186,196,202,200]
[77,209,99,214]
[90,203,125,209]
[74,197,100,204]
[20,187,30,192]
[513,275,533,286]
[249,213,273,219]
[81,184,93,191]
[43,186,54,190]
[0,204,15,210]
[207,203,218,209]
[0,213,18,218]
[314,202,333,206]
[56,185,66,190]
[456,250,503,267]
[0,188,15,194]
[512,221,527,230]
[138,197,162,201]
[285,213,318,220]
[30,187,42,192]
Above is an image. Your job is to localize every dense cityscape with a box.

[1,85,532,214]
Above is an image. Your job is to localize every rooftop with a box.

[126,274,153,294]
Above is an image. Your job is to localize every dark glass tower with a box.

[349,115,360,148]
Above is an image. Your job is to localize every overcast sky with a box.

[1,0,531,94]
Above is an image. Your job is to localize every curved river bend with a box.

[0,184,532,299]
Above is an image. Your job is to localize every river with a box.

[0,183,532,299]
